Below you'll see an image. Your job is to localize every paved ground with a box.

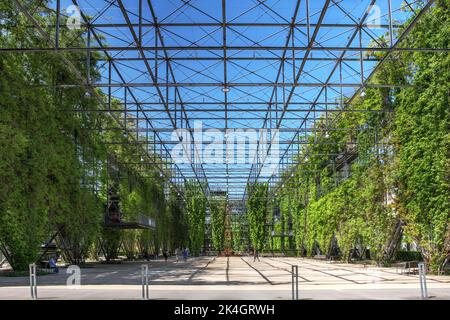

[1,257,449,300]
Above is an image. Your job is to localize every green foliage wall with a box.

[231,214,247,253]
[276,2,449,270]
[246,183,268,251]
[167,189,188,251]
[210,200,226,253]
[392,1,449,271]
[0,1,106,268]
[185,181,207,256]
[0,1,172,269]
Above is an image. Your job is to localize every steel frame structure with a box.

[3,0,447,205]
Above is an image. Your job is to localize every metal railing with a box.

[29,263,37,300]
[141,264,149,300]
[291,265,299,300]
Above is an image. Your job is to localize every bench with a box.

[394,261,420,274]
[313,255,327,260]
[260,252,285,257]
[40,260,59,273]
[39,260,54,273]
[272,252,285,257]
[328,255,340,263]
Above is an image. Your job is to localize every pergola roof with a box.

[6,0,443,202]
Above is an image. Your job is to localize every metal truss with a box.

[265,0,439,201]
[2,0,446,205]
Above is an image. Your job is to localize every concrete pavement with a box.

[1,257,449,300]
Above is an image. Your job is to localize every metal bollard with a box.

[29,263,37,300]
[418,262,428,299]
[141,264,149,300]
[291,265,299,300]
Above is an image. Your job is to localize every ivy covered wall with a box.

[276,2,449,271]
[210,200,226,254]
[184,181,207,256]
[0,1,185,270]
[246,183,269,251]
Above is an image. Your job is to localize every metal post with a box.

[292,265,297,300]
[174,88,177,128]
[145,264,149,299]
[146,121,149,154]
[296,265,299,300]
[387,0,394,47]
[29,263,37,300]
[339,60,343,108]
[55,0,60,49]
[325,86,328,133]
[291,265,299,300]
[291,25,296,79]
[124,87,127,130]
[136,101,139,142]
[154,19,158,80]
[418,262,428,299]
[141,264,149,300]
[108,60,111,110]
[275,85,278,124]
[86,25,91,84]
[138,0,142,47]
[282,57,286,117]
[359,27,364,84]
[306,0,310,44]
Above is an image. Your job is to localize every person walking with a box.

[175,248,180,263]
[163,250,168,263]
[253,248,260,262]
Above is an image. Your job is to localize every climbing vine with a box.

[167,188,188,251]
[246,183,268,251]
[210,200,226,253]
[184,181,207,256]
[392,0,449,271]
[231,213,246,253]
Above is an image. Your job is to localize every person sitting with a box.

[48,257,59,273]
